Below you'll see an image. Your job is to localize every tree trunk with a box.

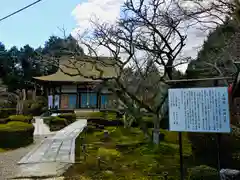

[139,121,151,139]
[153,115,160,144]
[22,89,26,101]
[19,100,24,114]
[32,85,36,101]
[16,97,20,115]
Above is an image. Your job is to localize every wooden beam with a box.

[165,77,233,84]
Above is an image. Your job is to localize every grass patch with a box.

[64,126,193,180]
[0,148,6,153]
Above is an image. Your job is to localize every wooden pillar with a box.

[77,84,80,109]
[97,92,100,109]
[52,84,55,110]
[59,85,62,109]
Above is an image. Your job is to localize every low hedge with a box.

[8,115,33,124]
[0,121,34,148]
[88,118,123,127]
[29,103,45,116]
[44,116,68,131]
[75,111,104,119]
[188,165,218,180]
[0,108,16,118]
[58,113,76,124]
[51,109,74,114]
[188,128,240,168]
[76,111,120,120]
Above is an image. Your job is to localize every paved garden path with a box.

[15,119,87,179]
[33,116,52,136]
[0,135,54,180]
[0,117,87,179]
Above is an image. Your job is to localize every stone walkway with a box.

[15,119,87,179]
[33,117,52,136]
[0,135,54,180]
[0,117,87,179]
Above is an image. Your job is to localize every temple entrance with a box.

[60,94,77,109]
[80,92,97,108]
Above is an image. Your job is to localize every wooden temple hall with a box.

[33,56,119,110]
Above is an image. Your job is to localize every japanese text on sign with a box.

[168,87,230,133]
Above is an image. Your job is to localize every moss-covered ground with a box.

[64,126,193,180]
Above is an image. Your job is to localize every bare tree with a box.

[60,0,190,144]
[178,0,240,31]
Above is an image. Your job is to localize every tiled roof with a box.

[33,56,119,82]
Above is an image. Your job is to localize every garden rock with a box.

[220,169,240,180]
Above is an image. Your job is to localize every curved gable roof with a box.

[33,55,119,82]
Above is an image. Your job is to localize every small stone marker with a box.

[103,130,109,139]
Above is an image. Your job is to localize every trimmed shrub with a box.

[0,121,34,148]
[75,110,121,121]
[0,108,16,118]
[188,165,218,180]
[50,117,68,131]
[58,113,76,124]
[29,103,44,116]
[22,100,35,115]
[30,96,47,116]
[8,115,33,123]
[188,129,240,169]
[21,97,47,116]
[43,116,52,125]
[0,118,9,124]
[52,109,74,114]
[88,118,123,127]
[44,116,68,131]
[87,112,104,118]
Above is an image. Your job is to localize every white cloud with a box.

[71,0,220,72]
[71,0,125,57]
[71,0,124,35]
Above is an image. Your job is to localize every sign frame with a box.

[168,87,231,133]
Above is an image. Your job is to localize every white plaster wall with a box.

[61,85,77,93]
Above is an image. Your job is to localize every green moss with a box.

[0,121,33,131]
[44,116,68,131]
[58,113,76,123]
[75,111,104,119]
[0,121,34,148]
[188,165,218,180]
[160,129,192,156]
[51,116,66,122]
[64,126,194,179]
[0,108,16,118]
[97,147,121,161]
[76,111,120,121]
[8,115,33,123]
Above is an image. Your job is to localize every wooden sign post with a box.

[168,86,231,180]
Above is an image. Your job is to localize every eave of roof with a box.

[33,55,119,82]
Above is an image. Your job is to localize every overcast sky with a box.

[71,0,214,72]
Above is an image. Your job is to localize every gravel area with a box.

[0,135,51,180]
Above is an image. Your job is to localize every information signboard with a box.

[168,87,230,133]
